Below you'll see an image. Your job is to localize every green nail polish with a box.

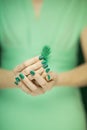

[15,77,20,82]
[43,64,48,69]
[47,75,51,80]
[30,70,35,76]
[39,55,44,60]
[14,81,18,85]
[46,68,50,73]
[41,60,47,65]
[19,73,25,79]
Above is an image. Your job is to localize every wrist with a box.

[4,70,17,88]
[52,72,59,86]
[8,70,17,88]
[0,69,17,88]
[54,72,66,86]
[56,71,71,86]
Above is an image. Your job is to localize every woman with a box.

[0,0,87,130]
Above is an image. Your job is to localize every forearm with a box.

[0,69,16,88]
[56,63,87,87]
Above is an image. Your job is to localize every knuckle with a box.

[22,69,28,75]
[22,62,27,67]
[41,82,47,87]
[36,70,39,73]
[34,64,38,69]
[33,57,37,63]
[42,73,46,78]
[34,57,38,62]
[28,75,33,80]
[40,68,44,73]
[36,68,42,74]
[42,74,45,78]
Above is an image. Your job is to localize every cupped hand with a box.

[13,56,58,96]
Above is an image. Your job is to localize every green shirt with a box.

[0,0,87,130]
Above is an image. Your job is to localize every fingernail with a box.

[47,75,51,81]
[39,55,44,60]
[15,77,21,82]
[43,64,48,69]
[46,68,50,73]
[41,60,47,65]
[30,70,35,76]
[19,73,25,79]
[14,81,19,85]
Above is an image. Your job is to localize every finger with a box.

[27,67,45,80]
[18,82,33,95]
[14,56,39,72]
[46,74,52,81]
[34,87,45,95]
[14,75,34,95]
[30,72,48,89]
[42,78,55,92]
[41,68,51,78]
[27,76,46,94]
[35,67,44,75]
[45,71,56,82]
[14,73,43,96]
[42,71,47,78]
[28,75,34,80]
[19,73,37,91]
[22,60,43,75]
[19,80,45,96]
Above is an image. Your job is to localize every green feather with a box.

[41,45,51,61]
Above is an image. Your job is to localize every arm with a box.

[13,28,87,93]
[1,27,87,93]
[0,42,16,88]
[0,57,50,96]
[56,28,87,87]
[0,69,16,88]
[0,56,41,89]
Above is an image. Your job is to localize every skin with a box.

[13,56,57,96]
[0,0,87,96]
[32,0,43,18]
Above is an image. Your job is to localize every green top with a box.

[0,0,87,130]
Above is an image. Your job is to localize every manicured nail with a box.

[15,77,20,82]
[39,55,44,60]
[19,73,25,79]
[30,70,35,76]
[41,60,47,65]
[46,68,50,73]
[47,75,51,81]
[14,81,19,85]
[43,64,48,69]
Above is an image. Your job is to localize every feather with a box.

[41,45,51,61]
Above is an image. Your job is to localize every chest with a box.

[0,0,86,50]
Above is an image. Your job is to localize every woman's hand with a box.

[13,56,58,96]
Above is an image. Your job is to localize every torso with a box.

[0,0,87,130]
